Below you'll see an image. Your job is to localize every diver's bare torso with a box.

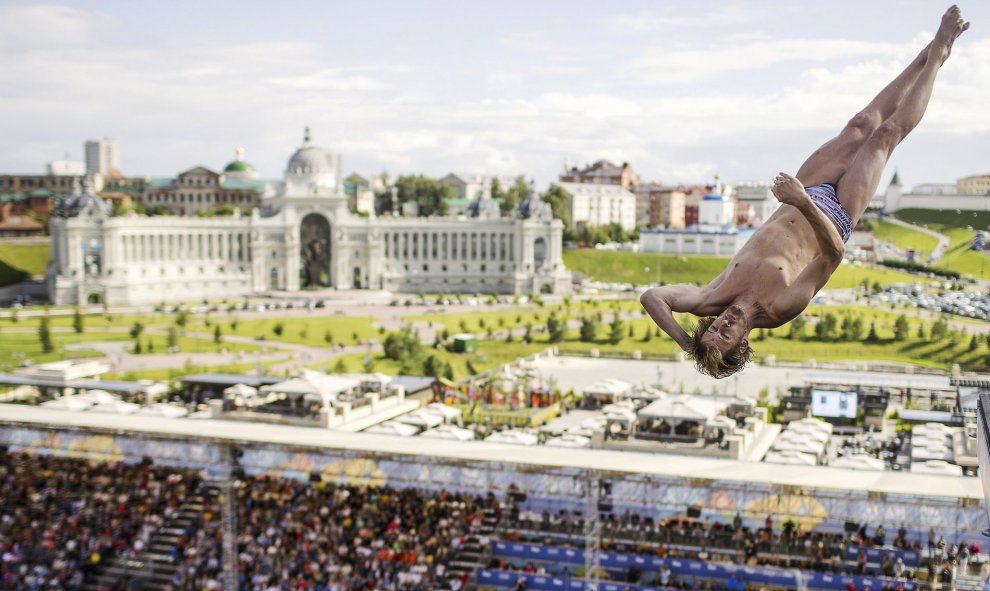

[696,201,840,328]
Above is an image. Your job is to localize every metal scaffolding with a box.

[219,446,239,591]
[584,470,602,591]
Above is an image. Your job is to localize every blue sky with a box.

[1,1,988,190]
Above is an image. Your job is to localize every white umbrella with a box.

[485,430,538,446]
[137,403,188,418]
[544,434,591,448]
[365,421,418,437]
[420,425,475,441]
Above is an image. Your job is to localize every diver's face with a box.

[700,306,749,356]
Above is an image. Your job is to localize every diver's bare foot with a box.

[934,5,970,63]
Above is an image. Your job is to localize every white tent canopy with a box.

[423,403,463,422]
[485,430,538,446]
[771,430,826,456]
[581,379,633,398]
[396,410,444,429]
[910,459,963,476]
[137,403,188,418]
[420,425,476,441]
[88,400,140,415]
[764,450,818,466]
[831,454,886,471]
[791,418,833,436]
[785,423,830,445]
[262,370,362,406]
[638,395,726,424]
[364,421,419,437]
[224,383,259,397]
[77,390,121,405]
[41,396,93,411]
[545,434,591,448]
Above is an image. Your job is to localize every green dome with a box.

[224,159,254,173]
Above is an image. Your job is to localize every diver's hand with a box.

[770,172,809,206]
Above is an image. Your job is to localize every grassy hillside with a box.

[895,209,990,278]
[867,219,938,256]
[562,249,918,288]
[0,242,50,287]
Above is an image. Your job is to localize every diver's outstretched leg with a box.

[835,6,969,224]
[795,5,969,187]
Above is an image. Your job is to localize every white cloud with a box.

[608,4,757,34]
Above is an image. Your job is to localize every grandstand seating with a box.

[1,450,977,591]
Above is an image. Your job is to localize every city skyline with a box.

[1,1,989,190]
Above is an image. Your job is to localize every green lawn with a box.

[335,301,990,380]
[0,242,49,287]
[185,314,381,347]
[0,331,117,370]
[867,219,938,256]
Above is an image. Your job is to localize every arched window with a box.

[533,237,547,269]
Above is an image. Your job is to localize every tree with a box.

[642,326,653,342]
[970,335,980,352]
[540,184,571,229]
[214,324,223,344]
[383,328,422,362]
[129,321,145,340]
[930,317,949,342]
[390,174,452,217]
[73,307,84,334]
[523,323,533,344]
[893,314,910,341]
[579,316,598,343]
[865,322,880,343]
[608,314,624,345]
[840,315,864,342]
[167,326,179,350]
[814,313,838,341]
[272,322,284,337]
[38,315,53,354]
[500,176,530,216]
[917,323,927,340]
[324,329,334,344]
[546,313,565,343]
[333,358,347,373]
[423,354,443,378]
[175,309,189,328]
[787,315,807,340]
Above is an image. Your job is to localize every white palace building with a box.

[47,132,570,305]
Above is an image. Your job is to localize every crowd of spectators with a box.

[501,505,985,588]
[175,475,500,591]
[0,450,204,590]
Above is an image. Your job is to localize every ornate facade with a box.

[47,132,570,305]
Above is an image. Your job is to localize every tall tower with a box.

[84,138,118,175]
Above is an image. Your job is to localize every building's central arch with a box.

[300,213,331,288]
